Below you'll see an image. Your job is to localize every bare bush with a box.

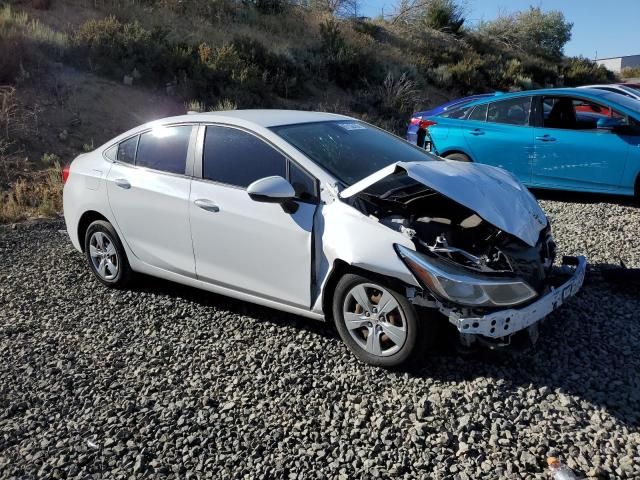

[376,71,418,115]
[0,86,18,139]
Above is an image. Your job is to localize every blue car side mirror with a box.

[597,117,624,130]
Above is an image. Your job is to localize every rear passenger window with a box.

[136,125,192,174]
[203,126,286,188]
[487,97,532,126]
[117,136,138,164]
[468,104,488,121]
[440,105,473,119]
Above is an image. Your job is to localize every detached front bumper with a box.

[448,256,587,339]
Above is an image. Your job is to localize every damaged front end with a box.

[341,160,586,348]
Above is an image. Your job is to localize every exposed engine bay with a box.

[348,172,557,294]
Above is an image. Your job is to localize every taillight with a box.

[62,164,71,184]
[419,119,437,129]
[410,116,423,125]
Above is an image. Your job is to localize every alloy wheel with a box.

[342,283,407,357]
[89,231,119,281]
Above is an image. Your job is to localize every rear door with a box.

[106,124,197,277]
[531,95,630,191]
[462,96,534,184]
[189,125,318,308]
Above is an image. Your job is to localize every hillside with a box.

[0,0,614,221]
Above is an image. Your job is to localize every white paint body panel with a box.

[189,179,316,309]
[310,200,419,314]
[106,163,196,278]
[64,110,555,322]
[341,160,547,247]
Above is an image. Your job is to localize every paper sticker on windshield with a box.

[337,122,367,131]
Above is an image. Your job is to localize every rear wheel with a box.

[84,220,132,288]
[332,274,428,367]
[444,152,471,162]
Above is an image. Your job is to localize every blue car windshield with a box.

[600,92,640,117]
[271,121,435,186]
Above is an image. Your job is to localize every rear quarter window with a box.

[117,136,138,164]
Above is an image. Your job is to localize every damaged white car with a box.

[63,111,586,367]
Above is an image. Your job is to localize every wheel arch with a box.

[439,149,473,161]
[320,259,415,323]
[77,210,110,252]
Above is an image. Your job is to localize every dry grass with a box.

[0,5,68,54]
[0,163,63,223]
[621,67,640,81]
[184,98,237,112]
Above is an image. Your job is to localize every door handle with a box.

[469,129,485,136]
[194,198,220,212]
[536,135,557,142]
[114,178,131,189]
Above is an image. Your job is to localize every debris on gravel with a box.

[1,198,639,479]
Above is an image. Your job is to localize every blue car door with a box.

[462,96,534,184]
[531,95,630,192]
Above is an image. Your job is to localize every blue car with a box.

[421,88,640,199]
[406,93,499,145]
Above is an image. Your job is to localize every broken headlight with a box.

[396,244,537,308]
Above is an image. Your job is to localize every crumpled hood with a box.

[340,160,547,247]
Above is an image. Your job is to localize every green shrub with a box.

[41,152,61,166]
[319,19,382,89]
[0,5,67,79]
[352,19,382,39]
[562,57,612,86]
[420,0,465,34]
[478,7,572,60]
[71,17,172,81]
[621,67,640,80]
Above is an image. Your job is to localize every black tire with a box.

[332,273,430,367]
[84,220,132,288]
[444,152,471,162]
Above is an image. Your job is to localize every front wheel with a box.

[332,274,428,367]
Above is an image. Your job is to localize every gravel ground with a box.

[1,197,639,479]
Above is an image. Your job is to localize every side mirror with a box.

[597,117,624,130]
[247,176,295,203]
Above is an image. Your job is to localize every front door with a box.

[189,125,318,308]
[531,95,631,191]
[106,124,196,277]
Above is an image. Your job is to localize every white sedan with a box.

[63,110,585,366]
[578,83,640,101]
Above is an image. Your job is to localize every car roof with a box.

[99,110,355,152]
[433,87,640,119]
[458,88,611,108]
[161,109,351,128]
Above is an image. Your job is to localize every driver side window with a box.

[542,96,628,130]
[203,126,317,201]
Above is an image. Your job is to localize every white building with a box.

[596,54,640,73]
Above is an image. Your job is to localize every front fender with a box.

[311,200,419,314]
